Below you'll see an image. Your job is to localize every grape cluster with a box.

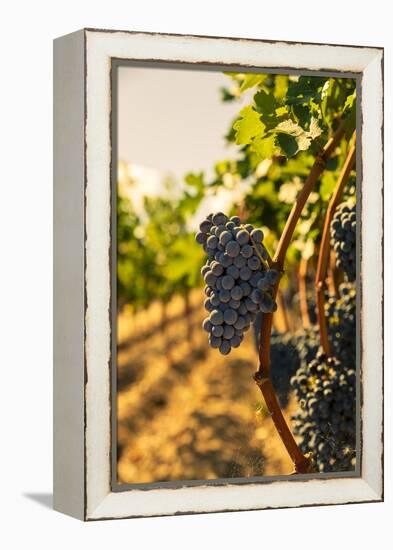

[330,201,356,281]
[291,350,356,472]
[196,212,279,355]
[325,282,356,366]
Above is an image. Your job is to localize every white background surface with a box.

[0,1,391,548]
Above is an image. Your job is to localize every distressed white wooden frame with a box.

[53,28,383,521]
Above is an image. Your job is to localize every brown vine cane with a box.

[315,132,356,355]
[253,122,346,474]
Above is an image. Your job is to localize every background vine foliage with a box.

[116,69,357,483]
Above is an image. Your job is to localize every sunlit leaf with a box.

[239,73,266,93]
[250,134,276,160]
[233,106,265,145]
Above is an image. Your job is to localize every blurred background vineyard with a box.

[116,66,356,484]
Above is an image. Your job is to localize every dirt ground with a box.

[117,289,295,484]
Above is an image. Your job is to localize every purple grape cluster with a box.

[196,212,279,355]
[330,201,356,281]
[291,350,356,472]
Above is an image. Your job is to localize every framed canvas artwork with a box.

[53,28,383,520]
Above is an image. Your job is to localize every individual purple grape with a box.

[210,294,220,307]
[236,229,250,245]
[226,221,236,231]
[251,288,262,304]
[250,272,263,288]
[224,308,238,325]
[230,216,241,225]
[240,282,251,296]
[230,334,242,348]
[229,299,240,310]
[199,219,212,233]
[250,228,264,242]
[202,319,212,332]
[222,275,235,290]
[210,309,224,325]
[219,231,232,246]
[257,274,271,291]
[233,254,247,268]
[226,240,240,258]
[240,244,253,258]
[248,256,261,270]
[201,264,210,277]
[234,316,247,330]
[238,303,247,316]
[210,335,222,349]
[221,253,233,267]
[205,286,213,296]
[212,212,227,225]
[215,224,227,237]
[212,325,224,337]
[219,289,231,303]
[245,224,254,233]
[195,231,208,244]
[226,265,239,279]
[239,266,252,281]
[219,340,231,355]
[204,272,217,287]
[223,325,235,340]
[231,285,243,300]
[204,298,214,312]
[211,262,224,276]
[207,235,218,249]
[245,297,257,312]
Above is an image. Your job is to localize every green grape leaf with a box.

[239,73,266,93]
[220,86,236,102]
[233,106,265,145]
[275,133,298,158]
[250,134,276,160]
[343,90,356,138]
[273,117,322,157]
[276,119,311,151]
[308,117,323,139]
[287,76,327,106]
[254,90,278,128]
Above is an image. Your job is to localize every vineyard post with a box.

[253,122,346,474]
[314,132,356,355]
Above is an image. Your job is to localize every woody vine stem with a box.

[315,132,356,354]
[254,122,346,474]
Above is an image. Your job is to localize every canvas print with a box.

[115,65,357,485]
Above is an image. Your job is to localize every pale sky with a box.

[117,65,246,182]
